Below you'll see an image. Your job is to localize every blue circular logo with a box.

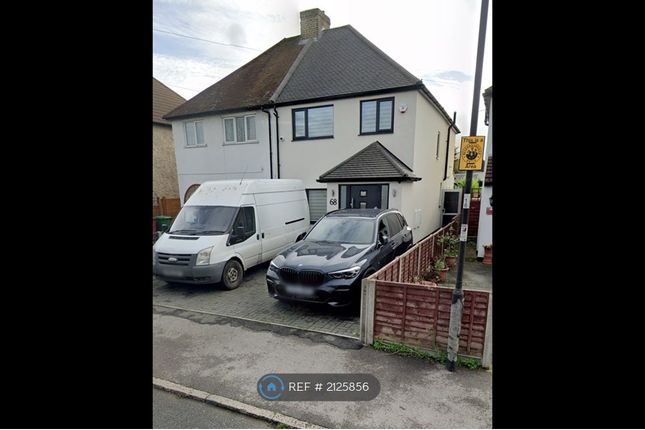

[257,374,285,400]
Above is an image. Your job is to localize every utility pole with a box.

[446,0,489,372]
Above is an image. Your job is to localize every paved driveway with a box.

[153,261,360,338]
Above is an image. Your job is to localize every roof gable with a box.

[153,77,185,125]
[317,141,421,182]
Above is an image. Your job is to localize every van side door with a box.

[227,206,261,268]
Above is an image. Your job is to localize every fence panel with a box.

[373,280,490,358]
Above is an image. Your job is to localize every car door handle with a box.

[257,234,260,240]
[262,232,265,238]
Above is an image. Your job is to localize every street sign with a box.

[458,136,485,171]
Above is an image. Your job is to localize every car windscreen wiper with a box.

[168,229,197,234]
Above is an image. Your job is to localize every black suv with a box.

[266,208,413,307]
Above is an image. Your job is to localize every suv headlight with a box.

[328,265,362,279]
[269,261,280,273]
[196,246,213,266]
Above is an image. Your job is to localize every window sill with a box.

[359,130,394,136]
[223,140,259,146]
[292,136,334,142]
[184,144,208,149]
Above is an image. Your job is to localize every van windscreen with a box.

[169,206,237,235]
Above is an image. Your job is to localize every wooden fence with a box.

[360,215,492,366]
[152,197,181,218]
[153,197,181,234]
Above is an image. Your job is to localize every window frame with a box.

[291,104,334,141]
[184,120,205,148]
[223,114,258,145]
[228,206,256,245]
[360,97,395,135]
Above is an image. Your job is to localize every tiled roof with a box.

[164,36,304,120]
[317,141,421,182]
[153,77,185,125]
[276,26,419,103]
[163,25,458,131]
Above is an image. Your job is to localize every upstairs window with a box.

[360,97,394,134]
[223,115,257,144]
[292,105,334,140]
[185,121,205,147]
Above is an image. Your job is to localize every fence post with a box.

[360,277,376,345]
[416,246,421,279]
[481,293,493,369]
[398,258,403,282]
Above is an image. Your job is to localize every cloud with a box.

[421,70,472,88]
[153,53,236,99]
[435,70,472,82]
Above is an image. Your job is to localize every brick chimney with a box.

[300,8,330,39]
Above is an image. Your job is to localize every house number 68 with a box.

[329,198,337,205]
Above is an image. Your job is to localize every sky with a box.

[153,0,492,136]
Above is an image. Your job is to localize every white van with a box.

[153,179,310,289]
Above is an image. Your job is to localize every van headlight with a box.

[196,246,213,266]
[329,266,362,279]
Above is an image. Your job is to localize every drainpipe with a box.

[443,111,457,181]
[273,106,281,178]
[261,106,273,179]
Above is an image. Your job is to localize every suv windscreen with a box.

[169,206,237,235]
[306,217,375,245]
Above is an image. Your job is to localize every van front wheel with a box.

[222,260,243,290]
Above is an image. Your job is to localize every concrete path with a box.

[153,388,273,429]
[442,260,492,291]
[153,305,492,429]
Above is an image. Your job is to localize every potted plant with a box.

[433,257,450,282]
[445,247,458,268]
[483,244,493,265]
[441,234,459,268]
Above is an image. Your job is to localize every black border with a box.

[359,96,395,135]
[291,105,334,141]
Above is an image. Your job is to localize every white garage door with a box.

[306,189,327,223]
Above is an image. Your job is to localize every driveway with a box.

[153,261,360,338]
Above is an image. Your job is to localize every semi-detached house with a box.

[164,8,460,243]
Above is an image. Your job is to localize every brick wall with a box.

[300,9,330,39]
[468,197,481,238]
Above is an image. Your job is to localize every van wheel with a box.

[222,260,243,290]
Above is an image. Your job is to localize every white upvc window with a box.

[223,115,257,144]
[184,120,205,147]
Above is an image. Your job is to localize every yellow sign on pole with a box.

[458,136,485,171]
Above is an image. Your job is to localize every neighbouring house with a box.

[153,77,185,204]
[164,8,460,242]
[476,86,493,257]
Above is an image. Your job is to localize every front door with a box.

[347,185,382,209]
